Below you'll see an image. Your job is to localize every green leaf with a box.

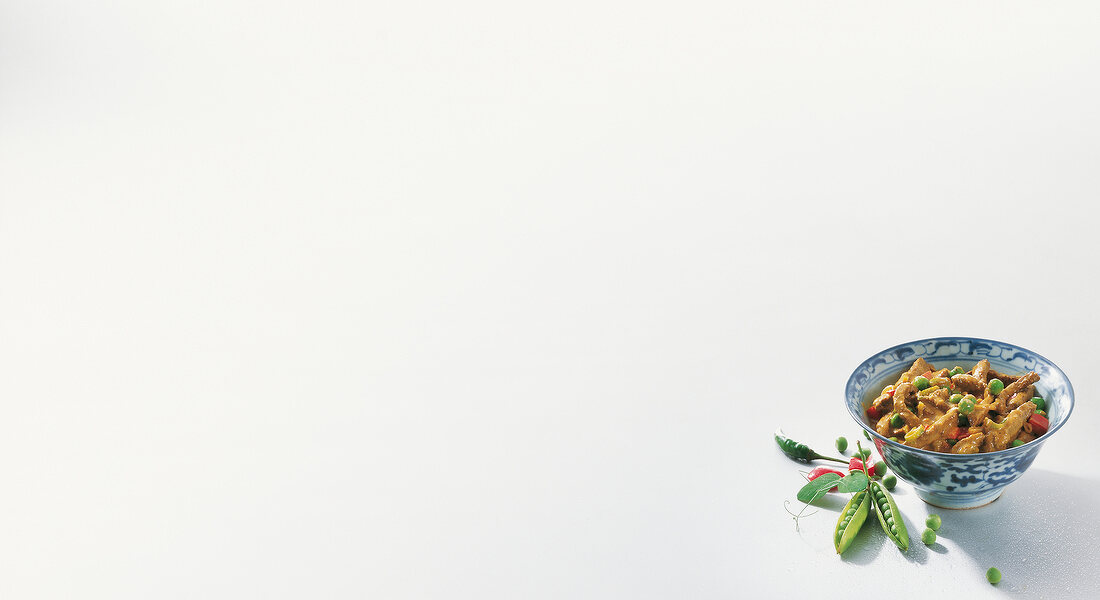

[836,471,868,493]
[796,473,841,503]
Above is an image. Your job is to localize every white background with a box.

[2,1,1099,598]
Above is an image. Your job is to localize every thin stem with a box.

[784,500,818,531]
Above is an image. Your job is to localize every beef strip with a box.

[972,359,991,383]
[950,432,985,454]
[981,401,1037,452]
[950,373,985,394]
[896,358,934,385]
[906,407,960,448]
[987,369,1021,385]
[997,372,1040,404]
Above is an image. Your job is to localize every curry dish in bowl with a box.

[865,358,1050,454]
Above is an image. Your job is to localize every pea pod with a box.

[869,480,909,550]
[774,428,847,464]
[834,489,871,554]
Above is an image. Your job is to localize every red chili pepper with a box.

[848,457,868,474]
[948,427,971,440]
[808,466,844,492]
[866,406,881,420]
[1029,414,1049,436]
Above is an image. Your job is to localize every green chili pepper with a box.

[774,428,847,464]
[869,480,909,550]
[834,490,871,555]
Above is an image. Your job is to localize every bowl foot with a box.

[915,488,1005,510]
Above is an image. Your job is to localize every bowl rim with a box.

[845,336,1075,459]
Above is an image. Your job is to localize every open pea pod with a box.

[869,480,909,551]
[834,490,871,554]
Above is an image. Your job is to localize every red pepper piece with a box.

[886,388,895,398]
[867,405,881,420]
[1029,414,1049,436]
[808,466,844,492]
[948,427,971,440]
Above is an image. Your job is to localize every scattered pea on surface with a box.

[859,448,872,460]
[836,436,848,452]
[926,514,941,530]
[948,393,963,404]
[958,397,975,415]
[989,379,1005,396]
[874,462,887,476]
[914,376,930,390]
[883,474,897,490]
[987,567,1002,585]
[921,528,936,545]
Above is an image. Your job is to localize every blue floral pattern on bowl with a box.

[846,337,1074,509]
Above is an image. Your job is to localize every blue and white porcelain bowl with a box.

[846,337,1074,509]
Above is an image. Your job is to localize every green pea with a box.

[926,514,941,530]
[958,398,975,415]
[987,567,1001,584]
[859,448,872,460]
[989,379,1005,396]
[890,413,904,428]
[874,462,887,476]
[1031,397,1045,411]
[1011,439,1024,447]
[883,474,897,490]
[921,528,937,545]
[836,436,848,452]
[914,376,930,390]
[948,394,963,404]
[949,366,964,376]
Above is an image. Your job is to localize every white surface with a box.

[2,1,1099,598]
